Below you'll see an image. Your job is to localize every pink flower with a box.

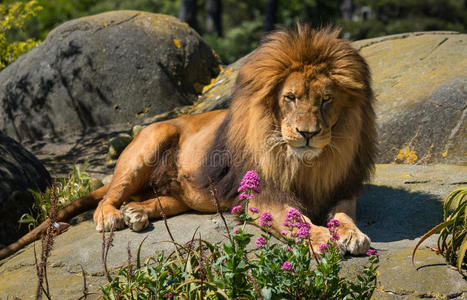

[327,219,340,228]
[239,192,254,201]
[296,225,310,239]
[260,212,273,227]
[319,243,329,252]
[284,208,302,227]
[164,292,173,298]
[256,236,267,248]
[330,233,340,242]
[233,228,240,234]
[281,261,293,271]
[238,170,261,193]
[366,249,379,257]
[280,230,288,236]
[249,207,260,213]
[286,247,292,252]
[231,205,243,214]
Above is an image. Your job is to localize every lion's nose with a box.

[296,128,321,142]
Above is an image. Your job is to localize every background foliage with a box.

[0,0,41,71]
[2,0,467,64]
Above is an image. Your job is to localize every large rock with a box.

[353,32,466,165]
[187,32,467,165]
[1,164,466,299]
[0,11,220,142]
[0,134,51,247]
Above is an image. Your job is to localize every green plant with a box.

[413,186,467,274]
[0,0,41,71]
[20,162,92,228]
[101,171,379,299]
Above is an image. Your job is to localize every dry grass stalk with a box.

[34,182,59,300]
[208,180,232,243]
[101,207,115,283]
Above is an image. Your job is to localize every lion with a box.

[0,25,376,259]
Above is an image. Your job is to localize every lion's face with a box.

[278,72,340,158]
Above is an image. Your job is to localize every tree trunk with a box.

[340,0,353,20]
[263,0,278,34]
[206,0,223,36]
[179,0,199,32]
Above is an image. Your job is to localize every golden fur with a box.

[0,25,376,259]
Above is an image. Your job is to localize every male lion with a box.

[0,25,375,259]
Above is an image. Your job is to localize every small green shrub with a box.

[101,171,379,299]
[413,186,467,274]
[0,0,42,71]
[20,162,92,228]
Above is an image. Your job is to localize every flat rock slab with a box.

[1,164,466,299]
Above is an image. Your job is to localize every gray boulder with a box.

[0,134,51,247]
[353,32,467,165]
[0,11,221,142]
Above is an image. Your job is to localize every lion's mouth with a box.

[286,144,323,161]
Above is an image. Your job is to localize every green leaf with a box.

[456,234,467,273]
[412,219,455,264]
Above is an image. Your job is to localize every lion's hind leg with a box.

[122,196,190,231]
[94,123,180,232]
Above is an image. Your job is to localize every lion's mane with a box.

[199,25,376,225]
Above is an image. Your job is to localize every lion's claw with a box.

[338,228,371,255]
[122,203,149,232]
[94,204,125,232]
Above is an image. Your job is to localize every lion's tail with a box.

[0,183,109,260]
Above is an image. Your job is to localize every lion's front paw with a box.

[122,203,149,232]
[338,226,371,255]
[94,203,125,232]
[308,226,343,255]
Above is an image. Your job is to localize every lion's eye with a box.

[285,94,296,102]
[322,95,332,103]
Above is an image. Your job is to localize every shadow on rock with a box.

[357,184,442,243]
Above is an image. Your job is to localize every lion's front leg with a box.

[332,198,371,255]
[93,123,180,232]
[121,196,190,231]
[94,199,126,232]
[247,200,332,254]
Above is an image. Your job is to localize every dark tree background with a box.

[179,0,199,32]
[4,0,467,64]
[205,0,223,36]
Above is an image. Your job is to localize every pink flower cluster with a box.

[256,236,267,248]
[366,248,379,257]
[231,205,243,214]
[283,208,311,240]
[283,208,302,227]
[319,243,329,252]
[260,212,273,227]
[327,218,340,242]
[296,222,311,239]
[281,261,293,271]
[163,292,173,298]
[249,207,260,213]
[238,170,261,201]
